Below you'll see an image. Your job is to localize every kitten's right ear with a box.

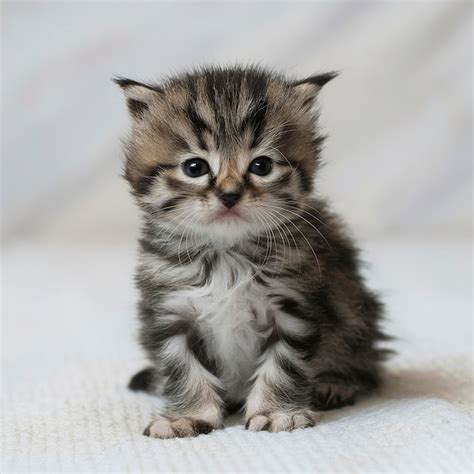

[113,77,162,120]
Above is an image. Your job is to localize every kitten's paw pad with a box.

[246,410,318,433]
[143,416,217,439]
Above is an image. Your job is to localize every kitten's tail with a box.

[128,366,157,392]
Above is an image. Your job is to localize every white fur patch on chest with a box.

[161,250,271,401]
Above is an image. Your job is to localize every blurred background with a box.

[2,1,472,389]
[1,3,473,471]
[2,1,472,244]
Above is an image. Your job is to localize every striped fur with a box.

[116,66,389,438]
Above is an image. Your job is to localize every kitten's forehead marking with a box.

[184,73,271,151]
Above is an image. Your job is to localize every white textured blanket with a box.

[2,241,473,473]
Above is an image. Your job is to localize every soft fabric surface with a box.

[2,241,472,473]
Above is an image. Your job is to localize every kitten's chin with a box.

[203,209,256,245]
[210,208,243,224]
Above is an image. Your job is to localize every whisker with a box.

[256,208,288,278]
[259,204,321,279]
[223,212,274,298]
[278,198,333,229]
[265,203,334,255]
[260,207,302,279]
[177,212,200,267]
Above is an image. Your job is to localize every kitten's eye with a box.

[249,156,273,176]
[182,158,210,178]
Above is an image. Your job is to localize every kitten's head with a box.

[116,66,336,243]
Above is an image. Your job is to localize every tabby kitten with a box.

[115,66,388,439]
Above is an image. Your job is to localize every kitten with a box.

[115,66,389,439]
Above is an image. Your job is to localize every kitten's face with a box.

[117,68,334,243]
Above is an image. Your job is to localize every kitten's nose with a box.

[218,192,242,209]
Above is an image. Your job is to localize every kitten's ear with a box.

[113,77,162,120]
[292,71,338,106]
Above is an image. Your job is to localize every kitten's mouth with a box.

[211,207,243,223]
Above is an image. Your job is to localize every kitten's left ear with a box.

[292,71,338,105]
[113,77,162,120]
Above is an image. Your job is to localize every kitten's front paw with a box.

[144,415,220,439]
[246,410,318,433]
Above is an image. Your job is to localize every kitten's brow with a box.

[186,105,212,151]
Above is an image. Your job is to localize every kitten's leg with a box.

[245,320,319,432]
[143,333,225,439]
[309,272,385,410]
[313,376,357,410]
[312,367,380,410]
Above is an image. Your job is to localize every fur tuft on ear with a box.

[292,71,339,106]
[113,77,162,120]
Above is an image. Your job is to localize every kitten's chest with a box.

[163,251,272,399]
[193,251,269,320]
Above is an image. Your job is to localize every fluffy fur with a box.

[115,65,389,438]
